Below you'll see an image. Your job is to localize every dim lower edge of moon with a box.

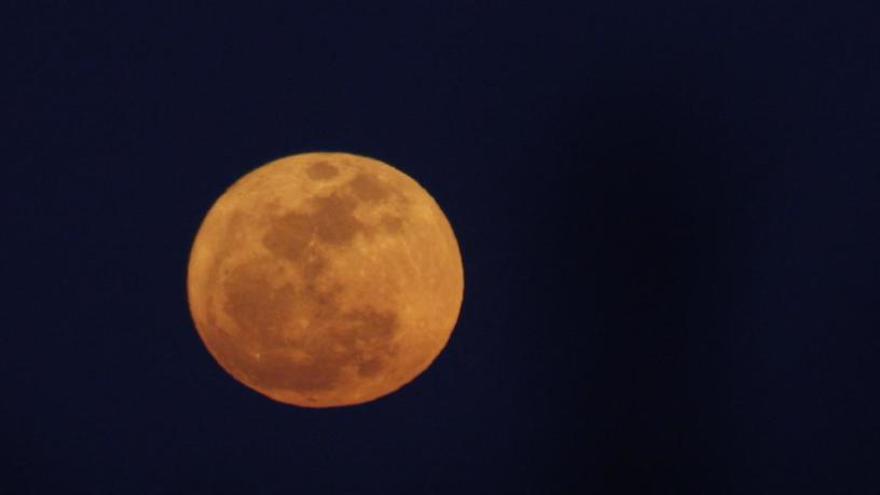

[187,152,464,408]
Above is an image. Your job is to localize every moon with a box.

[187,152,464,407]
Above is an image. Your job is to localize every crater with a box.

[306,161,339,180]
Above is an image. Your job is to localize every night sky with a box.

[4,2,879,493]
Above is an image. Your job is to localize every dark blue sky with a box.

[4,1,879,493]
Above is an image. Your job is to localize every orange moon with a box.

[187,152,464,408]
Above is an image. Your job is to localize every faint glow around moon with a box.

[187,152,464,408]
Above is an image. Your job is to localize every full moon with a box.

[187,152,464,408]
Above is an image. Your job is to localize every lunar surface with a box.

[187,152,464,407]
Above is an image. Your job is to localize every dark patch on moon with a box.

[216,185,402,395]
[380,215,404,233]
[222,260,297,341]
[216,261,400,393]
[310,193,362,245]
[306,161,339,180]
[348,173,390,202]
[262,192,363,264]
[262,211,313,263]
[357,357,384,377]
[275,307,398,391]
[226,303,399,393]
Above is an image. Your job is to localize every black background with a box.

[4,1,879,493]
